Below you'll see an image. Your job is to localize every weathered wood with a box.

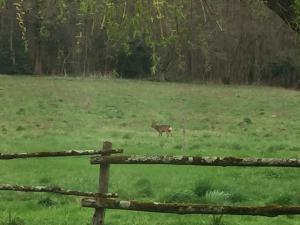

[0,149,123,160]
[82,197,300,217]
[92,142,112,225]
[0,184,118,198]
[91,155,300,168]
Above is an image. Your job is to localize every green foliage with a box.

[163,190,197,203]
[0,35,32,74]
[208,215,226,225]
[193,179,213,197]
[0,0,5,8]
[116,39,152,78]
[203,190,231,204]
[38,196,57,207]
[294,0,300,26]
[0,0,299,88]
[0,211,25,225]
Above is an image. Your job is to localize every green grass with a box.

[0,75,299,225]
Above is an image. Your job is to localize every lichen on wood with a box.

[0,149,123,160]
[90,155,300,167]
[82,197,300,217]
[0,184,118,198]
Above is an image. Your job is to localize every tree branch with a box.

[263,0,298,32]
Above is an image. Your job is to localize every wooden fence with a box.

[1,141,300,225]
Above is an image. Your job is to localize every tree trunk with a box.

[33,46,43,75]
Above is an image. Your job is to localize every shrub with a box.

[204,190,231,204]
[193,179,213,197]
[38,196,57,207]
[208,215,226,225]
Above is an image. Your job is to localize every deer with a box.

[151,121,173,136]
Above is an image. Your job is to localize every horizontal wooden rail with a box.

[91,155,300,167]
[0,184,118,198]
[0,149,123,160]
[82,198,300,217]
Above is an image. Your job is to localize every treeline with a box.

[0,0,299,88]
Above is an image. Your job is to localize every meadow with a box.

[0,75,299,225]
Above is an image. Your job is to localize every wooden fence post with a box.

[92,141,112,225]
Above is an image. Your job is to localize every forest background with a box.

[0,0,300,88]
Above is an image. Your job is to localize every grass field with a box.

[0,75,299,225]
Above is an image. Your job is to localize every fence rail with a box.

[91,155,300,167]
[0,149,123,160]
[1,141,300,225]
[82,197,300,217]
[0,184,118,198]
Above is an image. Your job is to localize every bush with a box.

[193,179,213,197]
[203,190,231,204]
[215,185,246,203]
[38,196,57,207]
[208,215,226,225]
[116,39,152,79]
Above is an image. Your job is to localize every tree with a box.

[263,0,298,32]
[0,0,299,88]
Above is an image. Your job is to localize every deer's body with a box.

[151,122,172,136]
